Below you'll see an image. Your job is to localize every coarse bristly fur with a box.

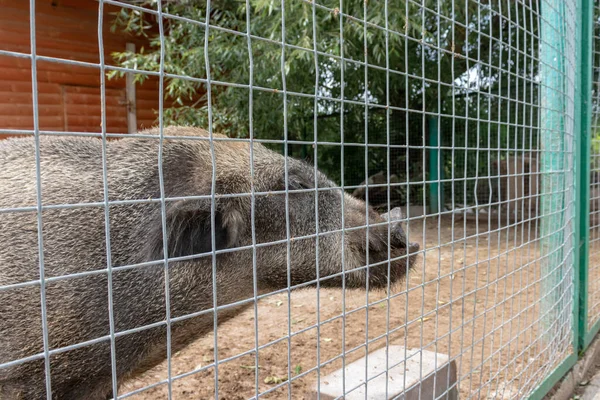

[0,126,419,399]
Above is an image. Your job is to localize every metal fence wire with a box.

[0,0,596,399]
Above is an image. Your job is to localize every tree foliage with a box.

[109,0,540,205]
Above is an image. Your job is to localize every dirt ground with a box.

[588,232,600,333]
[120,214,574,399]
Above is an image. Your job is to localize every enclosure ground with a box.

[543,328,600,400]
[121,215,569,399]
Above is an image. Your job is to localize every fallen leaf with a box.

[264,376,288,384]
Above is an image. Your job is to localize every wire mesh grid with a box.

[0,0,580,399]
[588,0,600,334]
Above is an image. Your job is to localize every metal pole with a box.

[126,42,137,134]
[577,0,593,351]
[428,116,441,214]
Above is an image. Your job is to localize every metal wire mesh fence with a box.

[0,0,595,399]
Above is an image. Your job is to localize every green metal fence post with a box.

[428,116,442,214]
[578,0,594,352]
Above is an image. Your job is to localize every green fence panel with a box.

[530,0,581,396]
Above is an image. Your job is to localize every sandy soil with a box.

[588,231,600,332]
[120,214,573,399]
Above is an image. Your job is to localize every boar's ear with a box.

[146,199,243,261]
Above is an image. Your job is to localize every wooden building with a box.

[0,0,160,136]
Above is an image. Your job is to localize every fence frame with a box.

[1,1,600,399]
[530,0,595,398]
[578,0,599,353]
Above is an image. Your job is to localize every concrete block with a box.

[307,346,458,400]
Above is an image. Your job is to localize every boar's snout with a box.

[340,206,420,289]
[380,207,420,253]
[408,242,420,253]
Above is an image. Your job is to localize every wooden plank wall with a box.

[0,0,162,136]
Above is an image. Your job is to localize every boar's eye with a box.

[287,175,315,191]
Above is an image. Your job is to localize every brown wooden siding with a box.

[0,0,162,137]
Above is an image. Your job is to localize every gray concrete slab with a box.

[581,371,600,400]
[306,346,457,400]
[548,333,600,400]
